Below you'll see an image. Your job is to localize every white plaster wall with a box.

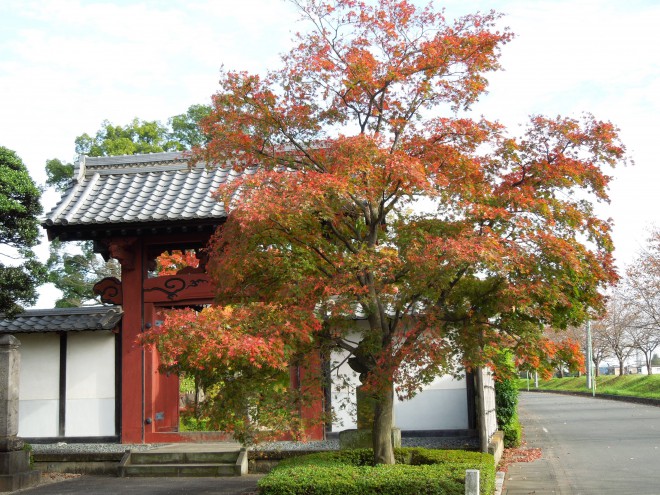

[17,334,60,437]
[65,332,115,436]
[394,375,468,430]
[330,324,468,431]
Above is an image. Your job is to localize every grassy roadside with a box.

[516,375,660,400]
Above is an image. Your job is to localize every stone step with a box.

[129,451,239,465]
[118,447,248,477]
[120,463,237,477]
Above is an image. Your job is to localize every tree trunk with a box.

[646,353,653,375]
[372,383,395,465]
[619,359,625,376]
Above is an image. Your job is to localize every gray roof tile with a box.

[43,152,253,229]
[0,307,123,333]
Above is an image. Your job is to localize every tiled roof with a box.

[0,307,123,333]
[43,152,252,231]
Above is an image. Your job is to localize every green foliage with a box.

[495,378,519,429]
[652,354,660,366]
[168,104,212,149]
[495,379,521,447]
[191,365,299,446]
[75,118,177,157]
[22,443,34,469]
[45,158,74,192]
[0,146,45,316]
[46,239,120,307]
[494,351,520,447]
[73,104,212,158]
[179,374,197,394]
[179,414,212,432]
[259,448,495,495]
[0,147,42,248]
[502,412,522,448]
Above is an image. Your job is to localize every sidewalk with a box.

[503,457,560,495]
[501,396,563,495]
[14,475,264,494]
[500,393,573,495]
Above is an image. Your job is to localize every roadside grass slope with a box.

[518,375,660,400]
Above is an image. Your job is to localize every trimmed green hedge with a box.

[495,377,521,448]
[502,411,521,448]
[258,448,495,495]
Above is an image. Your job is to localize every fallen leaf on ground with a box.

[498,442,543,472]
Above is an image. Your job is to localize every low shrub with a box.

[258,448,495,495]
[179,414,212,432]
[502,411,522,448]
[495,377,518,428]
[496,372,521,448]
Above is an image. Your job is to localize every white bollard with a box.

[465,469,480,495]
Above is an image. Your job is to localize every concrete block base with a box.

[488,430,504,465]
[0,451,40,492]
[338,428,401,450]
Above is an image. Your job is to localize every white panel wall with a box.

[18,334,60,437]
[330,324,468,432]
[394,375,468,430]
[65,332,115,436]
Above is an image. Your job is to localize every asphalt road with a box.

[505,392,660,495]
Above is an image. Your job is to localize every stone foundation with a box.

[0,336,40,491]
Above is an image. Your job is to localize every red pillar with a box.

[111,238,144,444]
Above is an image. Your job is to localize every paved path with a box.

[16,475,263,494]
[503,392,660,495]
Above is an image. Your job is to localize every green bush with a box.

[258,448,495,495]
[179,414,211,432]
[495,378,518,428]
[502,411,522,448]
[495,374,521,447]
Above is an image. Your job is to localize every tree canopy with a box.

[0,147,45,316]
[143,0,626,463]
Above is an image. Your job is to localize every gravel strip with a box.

[31,443,155,455]
[254,436,479,451]
[31,436,478,455]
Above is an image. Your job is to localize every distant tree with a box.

[590,322,611,377]
[45,239,120,307]
[625,230,660,374]
[75,118,176,157]
[597,290,635,376]
[652,353,660,366]
[628,324,660,375]
[0,147,46,316]
[45,158,75,191]
[556,323,610,377]
[168,104,212,149]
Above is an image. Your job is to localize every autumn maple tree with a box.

[144,0,626,464]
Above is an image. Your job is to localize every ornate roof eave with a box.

[44,217,226,243]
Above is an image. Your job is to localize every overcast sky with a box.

[1,0,658,307]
